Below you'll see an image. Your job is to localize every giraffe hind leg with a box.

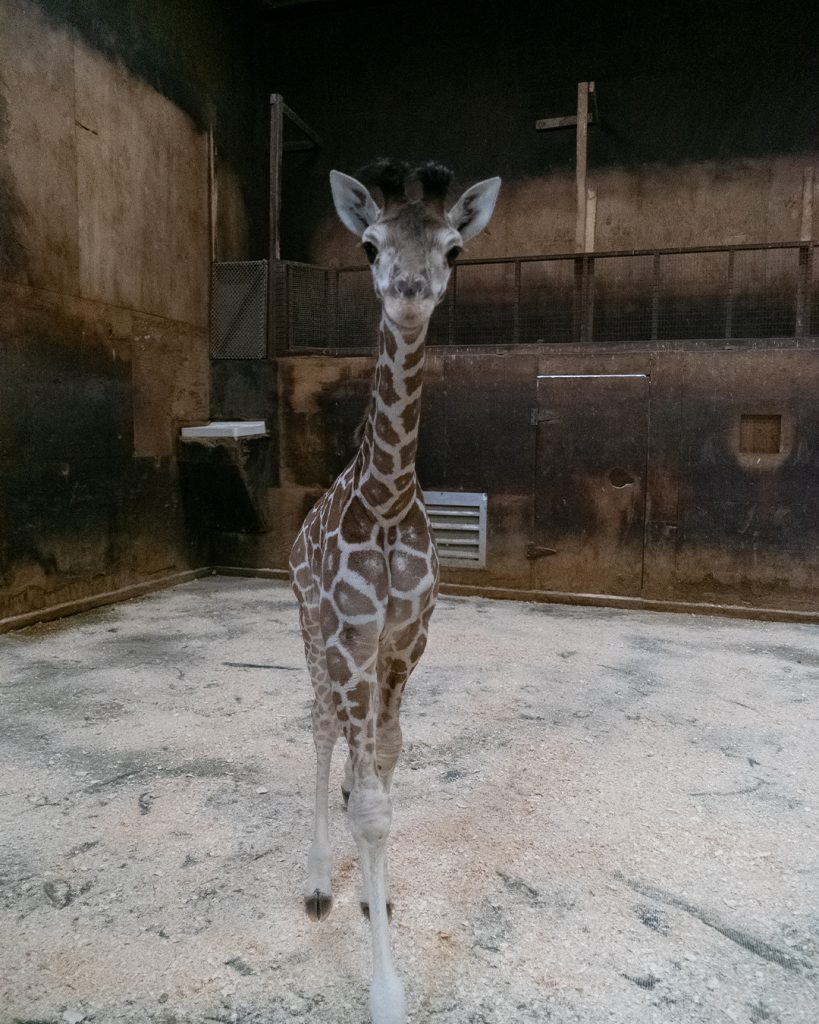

[304,705,337,921]
[341,752,353,807]
[300,609,339,921]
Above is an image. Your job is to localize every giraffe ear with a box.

[330,170,381,236]
[447,177,501,242]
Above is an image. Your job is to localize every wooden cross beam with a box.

[536,82,598,252]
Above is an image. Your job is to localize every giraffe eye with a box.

[446,246,462,266]
[362,242,378,265]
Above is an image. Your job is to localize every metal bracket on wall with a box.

[529,407,558,426]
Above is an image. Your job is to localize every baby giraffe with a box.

[289,160,500,1023]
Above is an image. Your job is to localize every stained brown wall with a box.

[0,0,266,622]
[211,339,819,616]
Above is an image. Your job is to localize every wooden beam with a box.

[800,165,815,241]
[269,93,283,262]
[535,113,594,131]
[584,186,597,253]
[575,82,590,252]
[207,124,217,262]
[282,102,321,149]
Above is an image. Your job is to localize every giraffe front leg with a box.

[348,775,406,1024]
[329,638,407,1024]
[360,715,402,920]
[357,648,415,920]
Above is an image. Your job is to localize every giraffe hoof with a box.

[360,900,393,921]
[341,786,351,808]
[305,889,333,921]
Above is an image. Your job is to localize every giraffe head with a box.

[330,160,501,331]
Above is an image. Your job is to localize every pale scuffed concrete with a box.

[1,577,817,1023]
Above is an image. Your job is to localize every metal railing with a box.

[269,241,817,353]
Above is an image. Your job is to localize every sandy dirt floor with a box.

[1,577,817,1024]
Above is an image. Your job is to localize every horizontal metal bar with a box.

[429,523,482,533]
[427,508,482,517]
[287,240,818,275]
[537,373,649,379]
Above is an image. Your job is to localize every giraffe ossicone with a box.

[289,159,500,1024]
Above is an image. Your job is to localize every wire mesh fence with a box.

[268,242,817,353]
[210,261,268,358]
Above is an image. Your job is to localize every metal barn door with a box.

[532,373,649,596]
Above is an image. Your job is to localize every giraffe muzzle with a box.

[383,293,435,330]
[390,275,431,300]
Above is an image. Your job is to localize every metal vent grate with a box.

[210,261,268,359]
[423,490,488,569]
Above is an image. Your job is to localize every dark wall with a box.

[220,339,819,615]
[0,0,267,624]
[264,0,819,262]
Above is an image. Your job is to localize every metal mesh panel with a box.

[210,261,267,359]
[519,259,576,343]
[656,251,730,339]
[288,264,330,349]
[336,269,380,350]
[452,262,516,345]
[592,254,655,342]
[731,248,798,337]
[273,244,818,351]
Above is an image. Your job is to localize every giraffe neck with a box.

[355,314,428,522]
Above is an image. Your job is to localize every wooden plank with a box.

[536,114,585,130]
[208,124,217,262]
[535,112,595,131]
[282,101,321,148]
[575,81,589,252]
[584,186,597,253]
[269,94,283,261]
[268,94,284,355]
[800,165,815,241]
[796,168,814,335]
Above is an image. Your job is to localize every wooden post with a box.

[207,124,217,263]
[267,94,284,355]
[575,82,590,252]
[800,165,815,242]
[269,94,284,262]
[584,186,597,253]
[796,166,815,337]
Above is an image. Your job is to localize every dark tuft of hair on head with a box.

[414,161,454,201]
[357,158,410,203]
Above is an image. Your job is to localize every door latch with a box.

[526,542,558,560]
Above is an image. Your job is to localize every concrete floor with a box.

[1,577,817,1024]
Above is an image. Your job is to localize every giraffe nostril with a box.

[395,277,427,298]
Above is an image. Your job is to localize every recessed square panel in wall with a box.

[739,414,782,454]
[210,261,268,359]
